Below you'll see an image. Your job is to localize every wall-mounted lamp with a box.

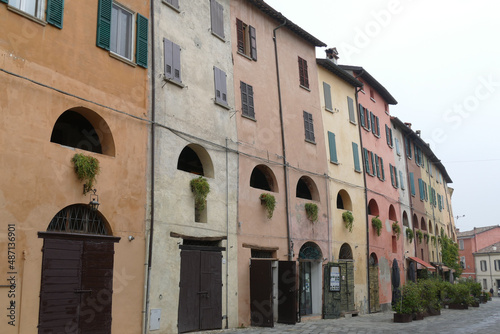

[89,189,100,211]
[128,235,135,242]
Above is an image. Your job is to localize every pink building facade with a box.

[458,226,500,280]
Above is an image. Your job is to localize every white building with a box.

[474,241,500,296]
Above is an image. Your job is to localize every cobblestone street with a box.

[204,298,500,334]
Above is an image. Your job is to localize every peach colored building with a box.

[0,1,149,333]
[340,65,402,312]
[231,0,328,327]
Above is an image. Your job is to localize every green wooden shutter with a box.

[390,164,394,187]
[375,154,380,178]
[410,172,415,196]
[249,25,257,60]
[0,0,7,4]
[363,148,369,174]
[370,152,375,176]
[352,142,361,172]
[347,97,355,123]
[380,157,385,180]
[418,178,423,200]
[328,132,338,163]
[96,0,112,50]
[136,13,148,68]
[376,116,380,136]
[323,82,333,111]
[359,105,365,127]
[46,0,65,29]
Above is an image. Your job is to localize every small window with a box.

[296,176,318,201]
[210,0,225,39]
[250,165,276,192]
[409,173,415,196]
[177,147,204,175]
[9,0,44,19]
[370,113,380,136]
[164,38,182,84]
[110,3,134,60]
[390,164,398,188]
[323,82,333,111]
[395,138,401,155]
[459,239,464,250]
[385,124,393,147]
[370,88,375,101]
[8,0,65,28]
[405,136,412,159]
[214,66,228,107]
[298,57,309,89]
[347,96,356,123]
[163,0,179,10]
[236,18,257,60]
[480,260,487,272]
[240,81,255,118]
[399,171,405,190]
[495,259,500,271]
[303,111,315,143]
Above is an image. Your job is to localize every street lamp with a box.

[89,189,100,211]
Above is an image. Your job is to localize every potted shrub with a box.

[447,283,470,309]
[372,216,382,236]
[393,282,422,323]
[72,153,100,195]
[420,279,441,316]
[259,193,276,219]
[342,211,354,232]
[416,230,423,243]
[392,221,401,240]
[406,228,414,243]
[190,176,210,211]
[305,203,318,222]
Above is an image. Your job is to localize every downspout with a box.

[225,138,230,329]
[402,135,417,267]
[488,253,493,291]
[144,1,156,333]
[354,84,370,313]
[325,174,331,261]
[273,20,292,261]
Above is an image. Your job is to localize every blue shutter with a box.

[380,157,385,180]
[0,0,7,3]
[136,13,148,68]
[370,152,375,176]
[418,178,423,200]
[376,116,380,136]
[328,132,338,163]
[359,104,365,127]
[363,148,370,174]
[323,82,333,111]
[410,173,415,196]
[399,170,405,190]
[96,0,112,50]
[390,164,394,187]
[46,0,65,29]
[348,97,355,123]
[352,142,361,172]
[370,112,375,134]
[375,154,380,178]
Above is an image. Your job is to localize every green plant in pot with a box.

[305,203,318,222]
[190,176,210,211]
[72,153,100,195]
[406,228,414,243]
[259,193,276,219]
[431,235,436,245]
[392,221,401,240]
[393,282,423,322]
[372,216,382,236]
[416,229,423,243]
[342,211,354,232]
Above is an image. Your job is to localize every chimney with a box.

[325,47,339,64]
[404,122,412,129]
[416,130,421,137]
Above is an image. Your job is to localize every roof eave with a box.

[316,59,363,88]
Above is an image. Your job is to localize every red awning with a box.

[409,257,436,271]
[441,265,450,271]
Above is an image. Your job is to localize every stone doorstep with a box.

[300,314,322,322]
[340,310,360,318]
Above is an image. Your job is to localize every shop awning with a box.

[409,257,436,271]
[441,265,450,271]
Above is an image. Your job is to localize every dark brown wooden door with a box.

[178,250,222,333]
[250,260,273,327]
[38,234,118,334]
[277,261,296,324]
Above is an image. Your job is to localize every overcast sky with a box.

[265,0,500,232]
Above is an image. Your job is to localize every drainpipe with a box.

[273,20,292,261]
[225,138,230,329]
[144,1,156,333]
[353,84,370,313]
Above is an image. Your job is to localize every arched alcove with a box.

[428,220,433,234]
[250,164,278,192]
[412,214,418,230]
[177,144,214,178]
[369,252,378,265]
[296,176,319,201]
[421,217,427,231]
[298,242,323,260]
[339,243,353,260]
[47,204,111,235]
[336,189,352,211]
[368,199,379,216]
[50,107,115,156]
[402,211,409,227]
[388,204,397,221]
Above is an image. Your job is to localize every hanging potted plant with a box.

[406,228,414,243]
[372,216,382,236]
[190,176,210,211]
[392,221,401,240]
[424,233,429,244]
[259,193,276,219]
[342,211,354,232]
[431,235,436,245]
[305,203,318,222]
[416,230,423,243]
[72,153,100,195]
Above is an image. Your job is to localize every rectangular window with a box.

[214,66,228,107]
[163,0,179,9]
[298,57,309,88]
[409,172,415,196]
[395,137,401,155]
[360,105,371,131]
[240,81,255,118]
[236,18,257,60]
[352,142,361,172]
[363,148,370,175]
[459,239,464,250]
[418,178,424,201]
[375,154,381,179]
[405,136,412,159]
[480,260,487,272]
[347,97,356,123]
[110,3,133,60]
[399,171,405,190]
[370,152,376,177]
[370,114,380,136]
[210,0,225,39]
[323,82,333,112]
[483,279,488,289]
[495,259,500,271]
[460,256,466,269]
[375,155,384,181]
[328,131,338,163]
[390,164,398,188]
[163,38,182,83]
[303,111,315,142]
[9,0,44,19]
[385,124,393,147]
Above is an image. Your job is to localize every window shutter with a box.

[347,97,355,123]
[328,132,338,163]
[375,154,380,178]
[172,42,181,81]
[359,105,365,127]
[236,19,244,53]
[163,38,173,79]
[352,142,361,172]
[394,167,398,188]
[370,112,376,134]
[363,148,370,174]
[249,25,257,60]
[46,0,65,29]
[214,67,228,106]
[298,57,309,88]
[399,170,405,189]
[166,0,179,9]
[385,125,390,146]
[96,0,112,50]
[390,164,394,187]
[418,178,423,200]
[410,172,415,196]
[136,13,148,68]
[303,111,314,142]
[376,116,380,136]
[240,81,248,115]
[370,152,375,176]
[380,157,385,180]
[210,0,225,39]
[323,82,333,111]
[0,0,7,3]
[247,84,254,118]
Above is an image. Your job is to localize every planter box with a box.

[449,303,468,310]
[471,301,480,307]
[394,313,413,323]
[427,308,441,316]
[413,313,425,320]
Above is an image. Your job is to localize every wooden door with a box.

[369,263,380,313]
[38,234,118,334]
[299,262,312,315]
[178,250,222,333]
[323,263,341,319]
[250,260,273,327]
[277,261,296,324]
